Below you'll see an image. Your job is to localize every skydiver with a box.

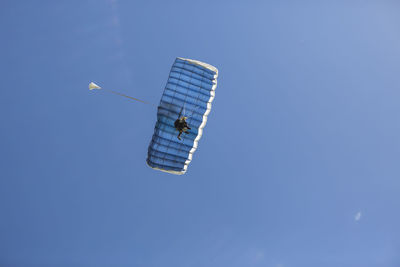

[174,116,191,140]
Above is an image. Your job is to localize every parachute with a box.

[146,58,218,175]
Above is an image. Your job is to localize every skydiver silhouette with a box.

[174,116,191,140]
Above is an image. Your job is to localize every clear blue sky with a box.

[1,1,399,266]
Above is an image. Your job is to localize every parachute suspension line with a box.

[185,104,201,119]
[88,82,155,106]
[178,103,201,119]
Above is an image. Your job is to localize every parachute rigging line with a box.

[88,82,154,106]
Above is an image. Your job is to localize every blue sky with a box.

[1,1,400,266]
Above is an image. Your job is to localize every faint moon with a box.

[355,211,362,221]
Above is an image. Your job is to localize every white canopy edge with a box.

[177,57,219,75]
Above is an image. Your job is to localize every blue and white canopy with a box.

[147,58,218,175]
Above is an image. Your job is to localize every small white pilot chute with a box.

[89,82,102,90]
[88,81,151,105]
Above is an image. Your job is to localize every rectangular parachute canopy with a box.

[146,58,218,175]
